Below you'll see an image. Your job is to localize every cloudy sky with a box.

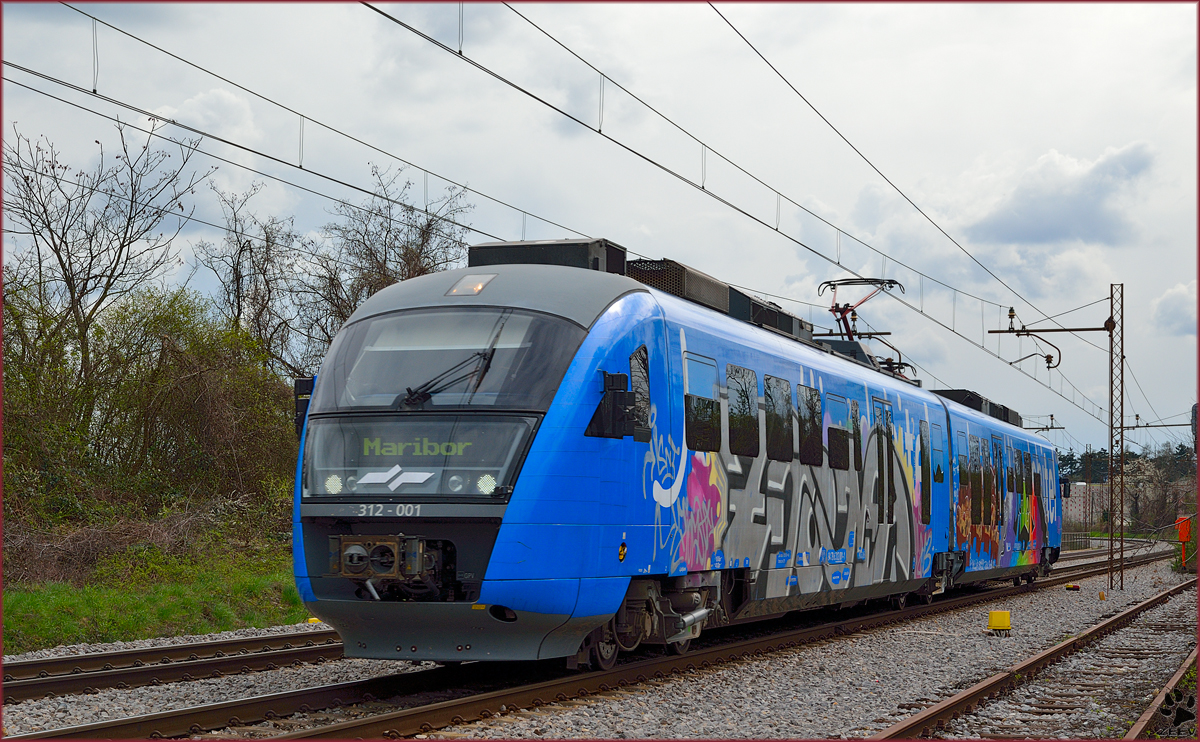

[4,2,1196,453]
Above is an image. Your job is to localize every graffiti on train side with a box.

[642,386,920,590]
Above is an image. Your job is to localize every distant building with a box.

[1063,482,1122,529]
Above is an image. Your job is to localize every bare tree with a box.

[193,183,303,375]
[289,163,473,372]
[3,121,213,420]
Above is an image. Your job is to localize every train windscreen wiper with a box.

[395,314,509,409]
[396,352,487,408]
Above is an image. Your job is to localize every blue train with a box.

[293,239,1063,670]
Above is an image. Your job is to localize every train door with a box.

[918,418,949,577]
[871,398,896,582]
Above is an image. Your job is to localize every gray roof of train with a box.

[344,263,647,329]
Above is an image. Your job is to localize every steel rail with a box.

[3,642,345,703]
[3,628,339,681]
[3,666,466,740]
[6,549,1173,740]
[1124,647,1197,740]
[868,578,1198,739]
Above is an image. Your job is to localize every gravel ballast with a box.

[431,560,1193,739]
[1,621,433,737]
[2,558,1191,738]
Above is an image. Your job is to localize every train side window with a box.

[992,437,1006,525]
[931,423,945,484]
[1023,451,1032,496]
[981,438,993,525]
[850,400,863,471]
[957,432,969,510]
[969,434,982,525]
[629,345,650,428]
[1033,453,1042,501]
[797,384,823,466]
[919,420,931,524]
[826,394,850,471]
[1008,446,1017,493]
[726,364,760,458]
[684,354,720,452]
[764,375,793,462]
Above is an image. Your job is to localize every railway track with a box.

[6,548,1174,740]
[3,547,1168,705]
[868,577,1197,739]
[1125,647,1197,739]
[2,631,342,703]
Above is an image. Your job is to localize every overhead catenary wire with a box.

[499,1,1012,316]
[1,157,445,280]
[57,3,590,243]
[10,7,1130,436]
[706,3,1100,347]
[2,68,509,245]
[707,3,1189,417]
[9,61,1102,430]
[362,2,1111,426]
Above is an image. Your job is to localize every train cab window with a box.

[850,400,863,471]
[684,354,720,452]
[630,346,650,428]
[763,375,793,462]
[826,394,850,471]
[311,306,586,413]
[726,365,760,458]
[969,435,982,525]
[931,423,945,484]
[797,384,823,466]
[919,420,931,525]
[981,438,993,525]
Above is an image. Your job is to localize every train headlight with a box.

[476,474,497,495]
[447,474,465,493]
[347,475,359,492]
[325,474,343,495]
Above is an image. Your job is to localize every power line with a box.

[706,3,1099,345]
[361,2,1111,427]
[2,74,499,247]
[502,1,1023,316]
[707,4,1190,426]
[1024,296,1110,327]
[57,2,590,243]
[9,13,1118,431]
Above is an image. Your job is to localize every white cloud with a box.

[966,143,1153,245]
[154,89,262,148]
[1151,281,1197,337]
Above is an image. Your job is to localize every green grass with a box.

[3,540,309,655]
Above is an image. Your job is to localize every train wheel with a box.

[591,633,619,671]
[668,638,691,655]
[890,593,907,610]
[1013,576,1022,588]
[919,593,934,605]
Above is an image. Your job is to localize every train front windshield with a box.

[310,307,584,412]
[303,307,585,500]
